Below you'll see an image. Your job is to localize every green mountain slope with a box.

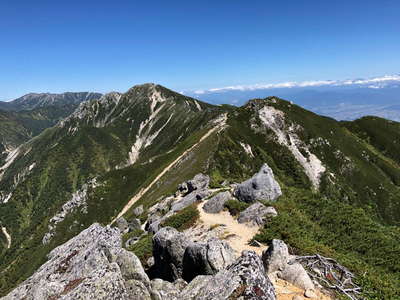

[0,89,399,298]
[0,84,223,294]
[0,92,102,111]
[342,116,400,165]
[0,92,102,166]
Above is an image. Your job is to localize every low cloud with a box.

[193,75,400,95]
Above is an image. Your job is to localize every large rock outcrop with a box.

[186,174,210,194]
[152,226,236,282]
[238,202,278,226]
[181,251,276,300]
[262,239,315,292]
[3,222,279,300]
[202,191,231,213]
[150,279,187,300]
[234,163,282,203]
[182,238,236,281]
[170,189,209,212]
[2,223,151,300]
[152,227,191,281]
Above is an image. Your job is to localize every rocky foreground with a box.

[3,223,278,300]
[2,165,344,299]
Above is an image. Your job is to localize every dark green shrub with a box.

[129,234,153,266]
[162,204,199,231]
[224,199,249,216]
[122,228,144,245]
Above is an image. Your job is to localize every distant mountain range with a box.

[0,92,102,111]
[0,92,102,166]
[186,74,400,121]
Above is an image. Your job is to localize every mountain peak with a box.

[244,96,284,109]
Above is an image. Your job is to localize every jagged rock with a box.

[234,163,282,203]
[186,173,210,193]
[238,202,278,226]
[125,279,152,300]
[181,251,276,299]
[152,226,191,281]
[133,205,144,216]
[154,196,175,214]
[150,278,187,300]
[146,210,175,234]
[146,175,210,235]
[148,220,161,234]
[203,191,231,213]
[262,239,290,273]
[262,239,315,291]
[182,238,236,281]
[116,217,129,233]
[2,223,151,300]
[170,190,209,212]
[128,218,141,231]
[104,247,150,284]
[146,214,163,234]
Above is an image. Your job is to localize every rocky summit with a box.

[0,84,400,299]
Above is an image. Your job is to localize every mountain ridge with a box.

[0,92,103,111]
[0,84,399,299]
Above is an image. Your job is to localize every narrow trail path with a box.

[112,115,227,223]
[197,202,333,300]
[1,226,11,249]
[197,201,265,256]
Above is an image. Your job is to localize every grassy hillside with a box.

[0,103,98,167]
[343,116,400,165]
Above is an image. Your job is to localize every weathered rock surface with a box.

[203,191,231,213]
[146,214,163,234]
[238,202,278,225]
[181,251,276,300]
[281,263,315,291]
[186,173,210,194]
[5,222,282,300]
[146,174,211,234]
[262,239,315,292]
[150,278,187,300]
[234,163,282,203]
[170,190,209,212]
[152,226,191,281]
[263,239,290,273]
[133,205,144,216]
[182,238,236,281]
[2,223,150,300]
[125,279,152,300]
[116,216,129,233]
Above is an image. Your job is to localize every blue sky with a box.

[0,0,399,100]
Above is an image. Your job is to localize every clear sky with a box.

[0,0,399,100]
